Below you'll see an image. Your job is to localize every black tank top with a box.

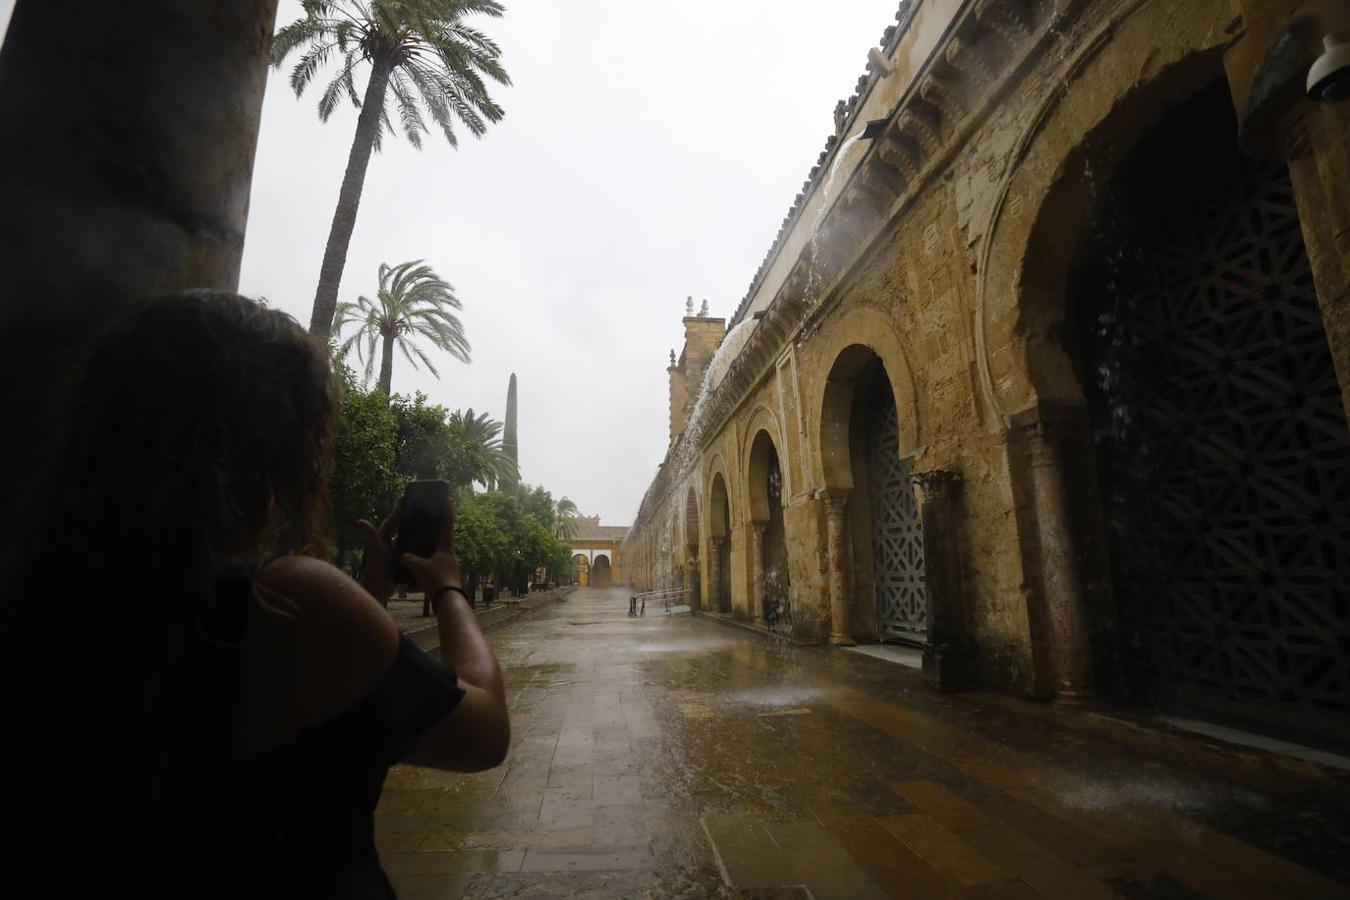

[20,565,465,898]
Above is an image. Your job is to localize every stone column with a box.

[750,522,767,622]
[1022,419,1094,702]
[1279,102,1350,424]
[710,537,727,614]
[688,556,701,610]
[824,492,855,646]
[910,471,970,691]
[1231,2,1350,423]
[0,0,281,518]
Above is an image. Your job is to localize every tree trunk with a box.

[309,60,393,340]
[377,329,396,395]
[0,0,279,530]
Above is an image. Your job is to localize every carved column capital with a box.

[909,469,962,501]
[1021,420,1063,468]
[821,489,852,516]
[1011,401,1085,467]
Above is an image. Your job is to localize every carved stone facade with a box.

[668,310,726,442]
[623,0,1350,747]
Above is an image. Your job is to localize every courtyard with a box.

[377,588,1350,899]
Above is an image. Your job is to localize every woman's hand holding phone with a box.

[356,497,402,603]
[400,498,463,603]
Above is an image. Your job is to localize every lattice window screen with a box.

[1084,114,1350,737]
[868,395,927,641]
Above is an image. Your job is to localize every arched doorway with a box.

[748,430,791,623]
[592,554,612,588]
[685,487,701,608]
[1068,81,1350,744]
[573,553,590,587]
[820,346,926,643]
[709,471,732,614]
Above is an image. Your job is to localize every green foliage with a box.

[553,496,579,539]
[390,392,455,479]
[325,370,564,585]
[452,490,510,575]
[329,364,400,571]
[451,484,573,582]
[273,0,510,151]
[445,407,517,489]
[384,394,517,491]
[518,483,557,531]
[334,260,471,395]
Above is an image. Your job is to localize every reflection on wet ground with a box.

[378,587,1350,898]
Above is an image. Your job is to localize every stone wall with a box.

[624,0,1350,716]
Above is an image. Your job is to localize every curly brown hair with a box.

[2,291,337,822]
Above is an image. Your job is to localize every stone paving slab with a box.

[379,586,1350,899]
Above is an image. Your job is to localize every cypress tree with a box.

[502,373,519,487]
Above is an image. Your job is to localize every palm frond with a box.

[318,53,362,120]
[272,18,329,67]
[290,40,338,94]
[273,0,509,147]
[390,70,427,148]
[401,338,441,378]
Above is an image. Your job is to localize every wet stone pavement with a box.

[377,587,1350,899]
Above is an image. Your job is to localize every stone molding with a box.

[636,0,1086,532]
[677,0,1073,479]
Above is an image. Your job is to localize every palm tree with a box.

[446,408,518,489]
[554,497,579,540]
[272,0,510,339]
[334,260,471,396]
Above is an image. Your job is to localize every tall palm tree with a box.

[334,260,471,396]
[446,408,517,489]
[554,497,579,540]
[272,0,510,339]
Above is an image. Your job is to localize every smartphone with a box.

[391,480,450,585]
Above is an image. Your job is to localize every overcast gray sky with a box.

[1,0,899,524]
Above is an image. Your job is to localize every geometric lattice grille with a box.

[867,385,927,641]
[1080,87,1350,740]
[765,453,792,619]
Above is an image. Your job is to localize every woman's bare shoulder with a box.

[256,555,400,727]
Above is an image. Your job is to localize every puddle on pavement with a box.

[380,586,1350,897]
[636,638,734,654]
[1054,773,1270,814]
[725,686,824,708]
[677,703,717,719]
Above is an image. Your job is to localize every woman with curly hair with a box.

[1,292,508,897]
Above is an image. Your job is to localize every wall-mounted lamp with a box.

[867,46,894,77]
[1307,33,1350,101]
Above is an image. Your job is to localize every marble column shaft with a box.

[824,493,855,646]
[709,536,727,613]
[750,522,767,622]
[1025,421,1094,701]
[911,470,969,689]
